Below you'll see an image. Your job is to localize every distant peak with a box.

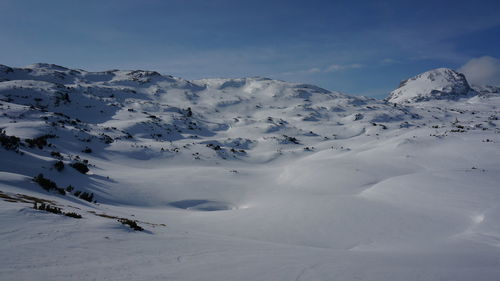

[25,63,69,71]
[387,68,473,103]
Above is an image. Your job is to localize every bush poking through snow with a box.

[33,202,82,218]
[33,202,62,214]
[206,143,222,150]
[70,162,89,174]
[64,212,82,219]
[72,190,95,202]
[118,218,144,231]
[283,135,300,144]
[99,134,113,144]
[79,192,94,202]
[54,160,64,172]
[25,134,56,149]
[33,174,66,195]
[50,151,63,159]
[0,130,21,151]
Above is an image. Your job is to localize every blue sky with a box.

[1,0,499,98]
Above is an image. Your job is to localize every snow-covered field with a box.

[1,64,500,280]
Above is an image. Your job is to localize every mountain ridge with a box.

[4,63,498,104]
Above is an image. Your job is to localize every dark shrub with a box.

[283,135,300,144]
[33,174,57,191]
[25,134,56,149]
[54,160,64,172]
[64,212,82,219]
[118,218,143,231]
[33,174,66,195]
[78,192,94,202]
[34,202,82,218]
[70,162,89,174]
[50,151,63,159]
[100,134,113,144]
[82,147,92,153]
[0,130,21,151]
[206,143,222,151]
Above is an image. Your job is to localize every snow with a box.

[1,63,500,280]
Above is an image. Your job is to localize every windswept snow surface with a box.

[1,64,500,281]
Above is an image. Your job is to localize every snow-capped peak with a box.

[387,68,473,103]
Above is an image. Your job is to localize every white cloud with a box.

[325,63,363,72]
[280,63,363,76]
[280,68,321,76]
[458,56,500,86]
[381,58,400,64]
[305,67,322,74]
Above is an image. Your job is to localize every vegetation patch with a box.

[70,162,89,174]
[33,202,82,218]
[54,160,65,171]
[33,174,66,195]
[118,218,144,231]
[206,143,222,150]
[25,134,56,149]
[0,130,21,151]
[88,211,166,229]
[73,190,94,202]
[50,151,64,159]
[33,202,62,214]
[64,212,82,219]
[282,135,300,144]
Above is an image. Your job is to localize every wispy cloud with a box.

[305,67,322,74]
[380,58,400,64]
[325,63,363,72]
[281,63,364,76]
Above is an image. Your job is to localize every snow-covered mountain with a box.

[387,68,475,103]
[1,63,500,281]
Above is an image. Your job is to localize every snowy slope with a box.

[1,63,500,281]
